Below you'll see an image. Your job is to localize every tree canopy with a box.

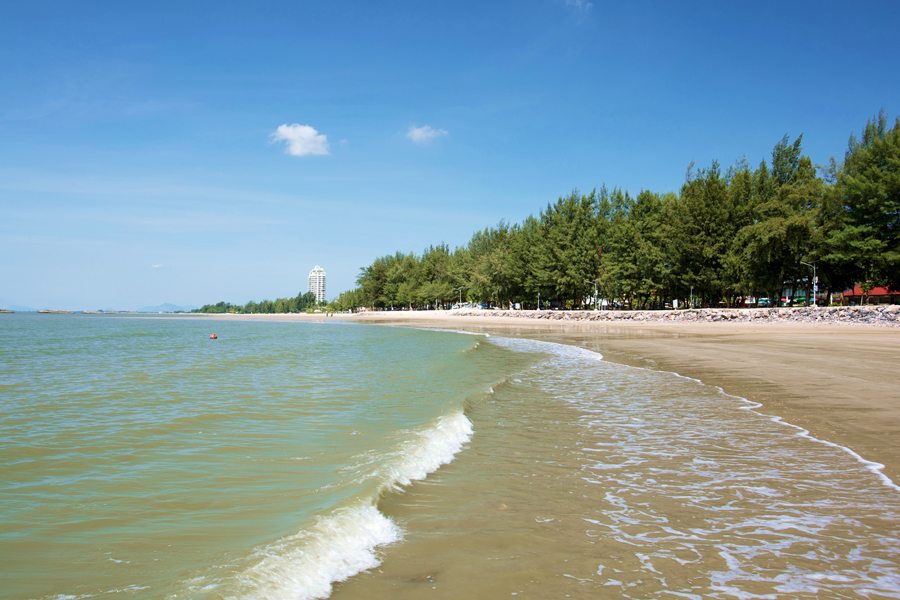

[208,112,900,313]
[333,112,898,311]
[193,291,321,314]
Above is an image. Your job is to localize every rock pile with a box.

[452,305,900,327]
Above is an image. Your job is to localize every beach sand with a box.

[322,311,900,485]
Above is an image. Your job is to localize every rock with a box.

[449,305,897,327]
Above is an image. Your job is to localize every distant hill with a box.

[5,305,39,312]
[136,303,198,313]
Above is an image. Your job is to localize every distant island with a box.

[0,304,197,314]
[136,303,198,313]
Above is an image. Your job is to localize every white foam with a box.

[373,411,474,488]
[485,333,900,596]
[487,334,900,493]
[221,411,474,600]
[485,335,604,362]
[228,504,401,600]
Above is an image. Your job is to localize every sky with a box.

[2,1,898,310]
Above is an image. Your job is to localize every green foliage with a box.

[200,112,900,312]
[735,137,823,304]
[826,109,900,290]
[667,160,735,304]
[342,114,898,310]
[602,189,670,308]
[533,190,604,306]
[194,290,322,314]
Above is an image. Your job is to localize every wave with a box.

[217,411,474,600]
[485,334,900,491]
[223,504,401,600]
[371,410,474,489]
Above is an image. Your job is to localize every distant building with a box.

[838,285,900,306]
[308,265,326,303]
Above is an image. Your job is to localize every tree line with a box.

[331,111,898,311]
[193,291,323,314]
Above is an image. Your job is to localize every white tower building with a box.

[308,265,326,303]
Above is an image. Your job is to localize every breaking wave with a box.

[215,411,474,600]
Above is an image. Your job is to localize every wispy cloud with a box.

[271,124,330,156]
[151,264,163,269]
[565,0,592,13]
[406,125,448,144]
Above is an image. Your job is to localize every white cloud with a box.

[151,264,163,269]
[271,124,330,156]
[406,125,448,144]
[565,0,592,12]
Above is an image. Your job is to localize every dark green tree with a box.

[827,109,900,291]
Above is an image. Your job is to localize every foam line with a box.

[373,410,474,488]
[484,334,900,493]
[225,411,474,600]
[229,505,402,600]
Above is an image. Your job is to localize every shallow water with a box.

[0,315,530,599]
[335,337,900,599]
[2,316,899,599]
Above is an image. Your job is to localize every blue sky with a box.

[2,1,898,310]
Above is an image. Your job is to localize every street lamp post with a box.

[454,287,463,307]
[690,286,694,309]
[801,261,818,306]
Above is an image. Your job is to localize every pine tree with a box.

[828,109,900,290]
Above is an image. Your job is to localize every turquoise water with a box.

[0,315,531,599]
[3,315,900,599]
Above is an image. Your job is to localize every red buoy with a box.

[210,334,218,339]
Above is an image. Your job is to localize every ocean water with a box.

[2,315,899,599]
[0,315,532,599]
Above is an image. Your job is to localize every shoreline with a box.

[129,309,900,486]
[341,311,900,486]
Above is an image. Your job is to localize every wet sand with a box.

[334,311,900,485]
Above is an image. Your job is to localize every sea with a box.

[1,314,899,599]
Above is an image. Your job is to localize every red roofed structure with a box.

[839,285,900,306]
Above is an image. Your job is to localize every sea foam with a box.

[223,411,474,600]
[373,410,474,488]
[225,504,401,600]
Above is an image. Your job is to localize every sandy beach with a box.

[291,310,900,485]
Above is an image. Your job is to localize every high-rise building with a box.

[308,265,326,303]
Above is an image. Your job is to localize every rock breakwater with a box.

[451,305,900,327]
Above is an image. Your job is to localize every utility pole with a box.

[801,261,818,306]
[455,287,463,307]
